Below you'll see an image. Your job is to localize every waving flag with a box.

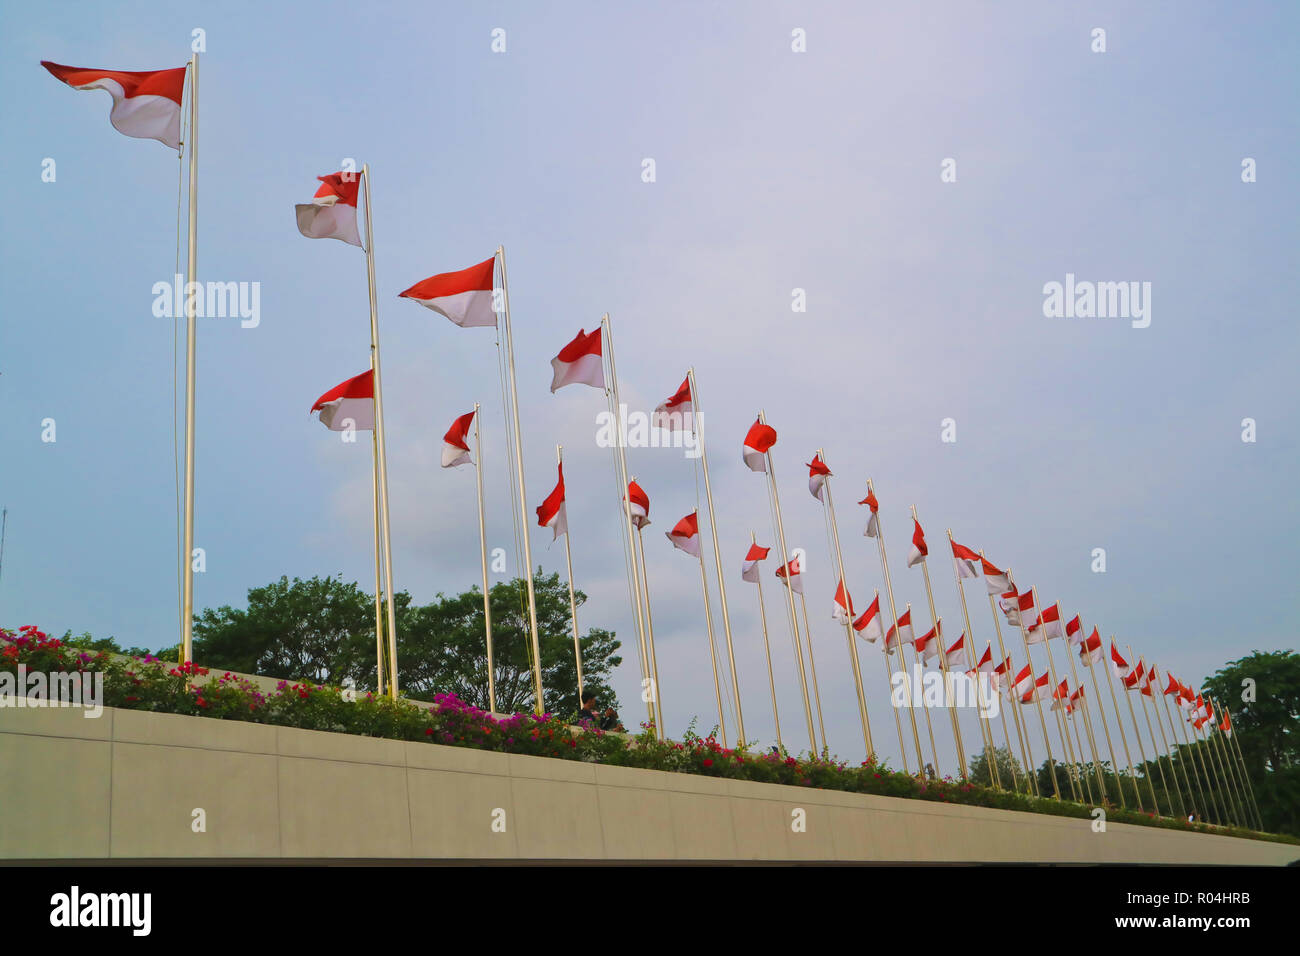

[943,631,967,669]
[42,60,186,150]
[1000,589,1035,626]
[1026,603,1063,643]
[741,542,770,583]
[311,370,373,431]
[652,376,693,432]
[807,455,831,502]
[1122,660,1145,690]
[831,578,855,624]
[1109,642,1129,679]
[743,419,777,472]
[914,620,942,664]
[1065,614,1083,646]
[1079,629,1103,665]
[951,540,981,578]
[398,256,497,328]
[992,656,1013,694]
[853,595,885,643]
[907,519,928,567]
[1220,711,1233,737]
[1019,670,1050,704]
[884,608,915,652]
[859,488,880,537]
[550,328,605,392]
[775,552,804,594]
[441,410,476,468]
[626,480,651,529]
[666,511,701,556]
[969,642,993,678]
[1012,663,1034,699]
[1050,678,1071,711]
[981,557,1010,595]
[295,172,363,246]
[1162,673,1181,697]
[536,462,567,540]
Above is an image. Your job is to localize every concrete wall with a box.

[1,705,1294,863]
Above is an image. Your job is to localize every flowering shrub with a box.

[2,626,1291,845]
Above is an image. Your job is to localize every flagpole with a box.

[1032,590,1082,802]
[696,532,729,748]
[1202,701,1243,826]
[602,314,656,736]
[554,445,585,708]
[635,523,665,736]
[1212,702,1251,827]
[821,455,872,759]
[1187,696,1226,824]
[944,531,1001,788]
[870,587,910,775]
[1009,577,1061,800]
[1222,702,1263,829]
[1068,703,1095,804]
[475,406,496,713]
[370,385,385,697]
[761,411,816,755]
[1085,648,1126,807]
[495,246,544,714]
[1191,717,1228,825]
[979,561,1036,795]
[912,512,968,781]
[870,480,924,775]
[751,530,783,751]
[360,165,400,699]
[1154,678,1200,820]
[797,590,828,753]
[1162,684,1208,821]
[1133,668,1176,817]
[688,369,744,744]
[1143,667,1187,819]
[1117,644,1161,813]
[180,52,199,665]
[1059,605,1109,802]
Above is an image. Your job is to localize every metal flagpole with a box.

[602,314,656,735]
[911,512,966,781]
[1162,684,1208,821]
[696,533,729,747]
[635,523,665,736]
[362,165,399,698]
[821,455,872,758]
[1143,667,1187,819]
[1030,589,1081,802]
[751,531,783,751]
[476,407,496,713]
[688,369,744,743]
[762,412,816,755]
[557,445,583,708]
[797,591,828,752]
[1203,703,1244,826]
[1134,671,1177,817]
[1212,702,1251,827]
[1059,606,1109,802]
[370,389,386,697]
[979,564,1035,795]
[1152,675,1197,819]
[1190,718,1226,825]
[1117,645,1161,813]
[870,481,925,775]
[1085,650,1126,808]
[1223,703,1263,829]
[1067,701,1095,804]
[180,53,199,665]
[946,531,1004,789]
[1009,580,1061,800]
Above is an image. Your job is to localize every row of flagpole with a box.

[43,51,1267,832]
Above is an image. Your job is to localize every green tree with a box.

[969,745,1027,792]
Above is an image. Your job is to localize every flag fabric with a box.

[982,558,1011,595]
[969,642,994,678]
[859,489,880,537]
[1110,642,1129,679]
[550,328,605,392]
[1079,629,1103,665]
[1050,678,1071,711]
[884,608,915,652]
[914,620,942,664]
[1012,663,1035,700]
[311,370,373,431]
[943,631,967,669]
[951,540,981,578]
[1065,614,1083,646]
[626,480,651,529]
[652,377,693,432]
[992,656,1013,694]
[832,577,854,624]
[441,410,475,468]
[42,61,186,150]
[853,595,885,643]
[1122,660,1146,690]
[1000,589,1035,626]
[741,542,770,584]
[1019,670,1050,704]
[807,455,831,502]
[666,511,700,556]
[907,519,928,567]
[295,172,363,246]
[536,462,567,540]
[743,419,777,472]
[398,257,497,328]
[1026,602,1064,643]
[774,552,804,594]
[1140,671,1155,697]
[1220,711,1233,737]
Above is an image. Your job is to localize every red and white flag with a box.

[653,377,694,432]
[944,631,967,669]
[951,540,981,578]
[550,328,605,392]
[1162,673,1181,697]
[626,480,651,529]
[1219,711,1233,737]
[42,61,185,150]
[666,511,701,556]
[1000,589,1035,626]
[536,462,567,540]
[1012,663,1035,700]
[310,369,373,431]
[907,518,928,567]
[1109,642,1129,679]
[859,488,880,538]
[1019,669,1050,704]
[1026,602,1064,643]
[884,608,915,652]
[295,172,362,246]
[992,656,1014,694]
[741,542,770,584]
[914,620,942,664]
[969,642,993,678]
[441,410,475,468]
[1140,670,1156,697]
[1122,660,1145,690]
[1065,614,1083,646]
[853,595,885,644]
[1079,629,1103,665]
[398,256,497,328]
[832,578,854,624]
[981,557,1011,595]
[807,455,831,502]
[774,551,804,594]
[1050,678,1071,711]
[743,419,778,473]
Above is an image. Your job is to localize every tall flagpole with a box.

[557,446,584,706]
[1208,700,1248,826]
[1101,643,1144,812]
[1085,648,1125,807]
[696,531,729,747]
[1129,652,1174,816]
[1152,675,1198,818]
[869,587,910,775]
[911,512,966,781]
[946,531,1005,789]
[635,523,665,735]
[370,379,386,696]
[1162,683,1208,820]
[1191,717,1229,824]
[797,590,828,752]
[496,246,544,714]
[180,53,199,664]
[821,455,872,758]
[1059,605,1109,802]
[1185,699,1225,824]
[362,165,399,698]
[980,565,1036,795]
[1203,703,1243,826]
[477,407,496,713]
[1029,589,1081,801]
[1116,644,1161,813]
[762,411,816,755]
[1143,667,1187,819]
[602,314,656,735]
[1222,702,1263,829]
[1009,579,1060,799]
[751,531,783,751]
[870,480,924,775]
[688,369,744,743]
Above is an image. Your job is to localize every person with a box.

[575,689,623,732]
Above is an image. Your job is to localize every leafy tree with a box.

[969,745,1027,792]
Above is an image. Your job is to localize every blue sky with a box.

[1,1,1296,772]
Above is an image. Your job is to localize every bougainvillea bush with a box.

[3,626,1291,845]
